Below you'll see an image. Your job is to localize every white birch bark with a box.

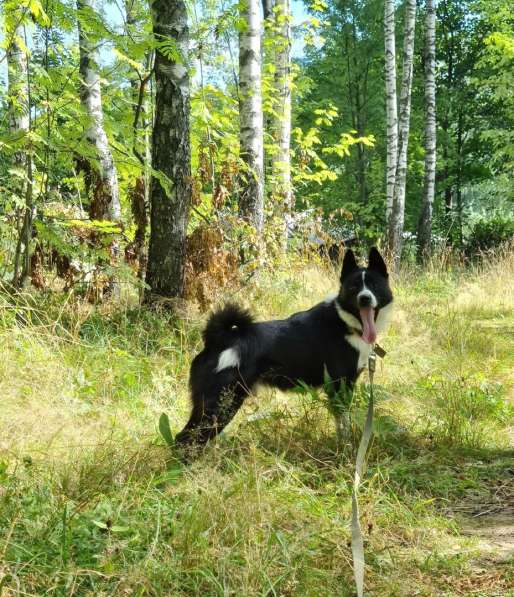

[271,0,293,236]
[384,0,398,225]
[418,0,437,261]
[6,8,33,286]
[77,0,121,221]
[388,0,417,269]
[125,0,150,286]
[238,0,265,232]
[6,19,29,142]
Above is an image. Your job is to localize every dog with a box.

[175,247,393,448]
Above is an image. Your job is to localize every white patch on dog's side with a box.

[357,271,378,308]
[334,301,362,331]
[375,301,394,334]
[345,333,372,371]
[215,347,240,372]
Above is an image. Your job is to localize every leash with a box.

[351,345,384,597]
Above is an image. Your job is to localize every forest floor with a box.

[0,248,513,596]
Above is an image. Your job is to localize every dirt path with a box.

[447,466,514,593]
[461,511,514,562]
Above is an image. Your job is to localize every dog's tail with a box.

[203,303,254,350]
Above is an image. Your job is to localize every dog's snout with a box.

[358,294,372,308]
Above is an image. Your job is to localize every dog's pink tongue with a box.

[360,307,377,344]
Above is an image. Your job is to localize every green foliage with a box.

[159,412,175,447]
[0,0,155,282]
[466,215,514,254]
[0,0,512,289]
[294,0,514,246]
[419,375,513,448]
[292,106,375,188]
[473,3,514,174]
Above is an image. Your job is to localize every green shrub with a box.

[466,215,514,255]
[420,375,512,448]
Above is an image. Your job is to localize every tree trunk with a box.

[7,9,33,287]
[125,0,149,285]
[238,0,265,233]
[77,0,121,222]
[344,27,365,206]
[384,0,398,225]
[455,108,464,246]
[441,0,453,218]
[270,0,293,239]
[145,0,191,300]
[387,0,417,270]
[262,0,274,20]
[6,20,29,145]
[350,18,370,206]
[417,0,437,263]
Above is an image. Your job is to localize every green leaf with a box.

[159,413,175,447]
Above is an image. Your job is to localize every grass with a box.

[0,248,513,596]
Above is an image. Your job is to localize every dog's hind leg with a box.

[175,376,251,448]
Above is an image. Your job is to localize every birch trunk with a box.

[417,0,436,262]
[262,0,274,20]
[77,0,121,222]
[384,0,398,225]
[145,0,191,300]
[271,0,293,240]
[7,20,29,144]
[6,9,33,287]
[125,0,149,285]
[387,0,417,270]
[238,0,264,232]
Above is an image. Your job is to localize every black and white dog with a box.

[176,247,393,447]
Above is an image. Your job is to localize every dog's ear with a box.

[368,247,388,277]
[341,249,358,282]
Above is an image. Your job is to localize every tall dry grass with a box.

[0,246,512,595]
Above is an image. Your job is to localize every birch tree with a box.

[77,0,121,222]
[124,0,151,284]
[417,0,437,261]
[270,0,293,238]
[6,9,29,153]
[384,0,398,224]
[262,0,274,20]
[6,3,33,286]
[145,0,191,299]
[387,0,417,269]
[238,0,265,232]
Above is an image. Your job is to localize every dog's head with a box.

[336,247,393,344]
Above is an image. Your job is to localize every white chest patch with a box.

[334,301,362,331]
[334,299,394,371]
[215,347,240,373]
[345,333,372,371]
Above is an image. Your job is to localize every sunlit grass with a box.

[0,247,513,595]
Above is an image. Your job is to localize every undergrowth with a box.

[0,248,513,596]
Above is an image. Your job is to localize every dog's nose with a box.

[358,294,372,308]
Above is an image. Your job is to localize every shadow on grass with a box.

[189,395,514,513]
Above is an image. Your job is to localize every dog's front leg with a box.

[324,370,354,447]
